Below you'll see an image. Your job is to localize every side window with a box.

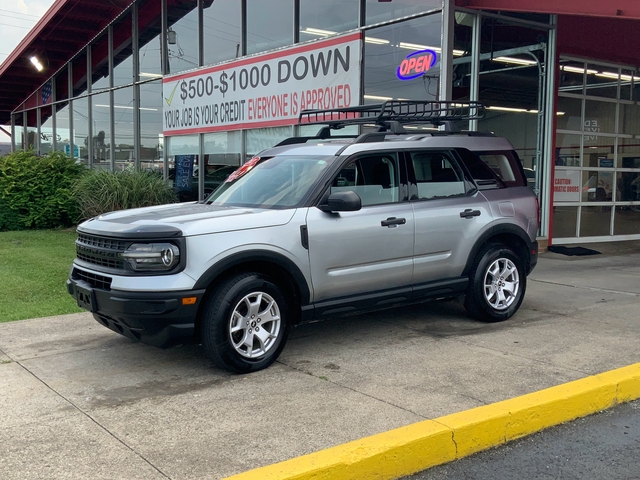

[409,152,466,200]
[330,153,400,206]
[474,150,527,188]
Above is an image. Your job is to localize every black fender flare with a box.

[462,224,536,277]
[193,250,311,305]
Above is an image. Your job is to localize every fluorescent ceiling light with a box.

[95,104,158,111]
[398,43,464,56]
[30,56,44,72]
[364,95,393,101]
[365,37,390,45]
[493,56,537,66]
[139,73,163,78]
[301,27,336,37]
[487,105,566,115]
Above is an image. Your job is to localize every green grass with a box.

[0,230,83,323]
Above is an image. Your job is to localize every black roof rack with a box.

[273,101,485,147]
[299,100,485,131]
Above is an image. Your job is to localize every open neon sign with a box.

[397,50,438,80]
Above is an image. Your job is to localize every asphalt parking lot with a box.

[1,242,640,480]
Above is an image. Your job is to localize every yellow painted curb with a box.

[224,363,640,480]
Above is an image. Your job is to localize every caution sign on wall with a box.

[162,32,362,135]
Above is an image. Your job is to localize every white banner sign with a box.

[553,169,581,202]
[163,33,362,135]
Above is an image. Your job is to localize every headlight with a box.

[119,243,180,271]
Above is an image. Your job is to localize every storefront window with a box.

[73,96,89,162]
[71,52,88,98]
[55,104,71,154]
[364,13,442,102]
[617,172,640,202]
[92,34,110,91]
[617,138,640,168]
[558,60,585,94]
[584,100,616,134]
[13,113,23,150]
[114,87,135,169]
[167,135,199,202]
[580,206,612,236]
[40,106,54,154]
[246,0,293,55]
[556,97,582,131]
[365,0,442,25]
[167,1,199,74]
[138,0,163,78]
[552,206,578,238]
[246,126,293,158]
[582,170,613,202]
[203,0,241,66]
[555,56,640,242]
[203,131,242,195]
[139,81,164,169]
[55,68,68,101]
[614,206,640,235]
[92,91,111,167]
[299,0,359,43]
[586,63,618,99]
[583,136,614,167]
[555,133,581,167]
[619,103,640,135]
[113,10,134,87]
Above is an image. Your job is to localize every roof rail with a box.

[298,100,485,130]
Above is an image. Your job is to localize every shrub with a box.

[74,167,178,220]
[0,150,85,231]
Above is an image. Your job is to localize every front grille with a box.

[76,233,127,270]
[77,234,127,250]
[73,268,112,290]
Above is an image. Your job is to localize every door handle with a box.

[381,217,406,227]
[460,209,481,219]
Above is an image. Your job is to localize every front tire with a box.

[464,244,526,323]
[200,273,291,373]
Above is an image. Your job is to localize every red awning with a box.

[456,0,640,20]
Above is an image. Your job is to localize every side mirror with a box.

[318,191,362,212]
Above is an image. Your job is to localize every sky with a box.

[0,0,56,141]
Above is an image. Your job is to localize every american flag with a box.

[41,80,52,105]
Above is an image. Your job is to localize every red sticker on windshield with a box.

[224,156,261,183]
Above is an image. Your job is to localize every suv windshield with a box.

[206,155,335,208]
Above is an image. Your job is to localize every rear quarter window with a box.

[457,149,527,188]
[476,150,527,187]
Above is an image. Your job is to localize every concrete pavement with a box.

[1,243,639,479]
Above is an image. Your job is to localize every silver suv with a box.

[67,102,539,373]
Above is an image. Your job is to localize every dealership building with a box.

[1,0,639,245]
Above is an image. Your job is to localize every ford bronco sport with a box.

[67,101,539,373]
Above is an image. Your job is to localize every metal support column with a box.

[541,15,558,239]
[87,47,94,166]
[469,13,481,131]
[68,63,74,160]
[10,114,16,152]
[52,76,57,151]
[132,2,141,169]
[439,0,455,101]
[109,24,116,171]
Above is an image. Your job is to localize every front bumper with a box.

[67,277,206,348]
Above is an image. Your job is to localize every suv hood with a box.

[78,202,297,237]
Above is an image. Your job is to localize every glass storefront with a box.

[21,0,629,242]
[554,57,640,241]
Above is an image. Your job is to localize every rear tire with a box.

[200,273,291,373]
[464,244,526,323]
